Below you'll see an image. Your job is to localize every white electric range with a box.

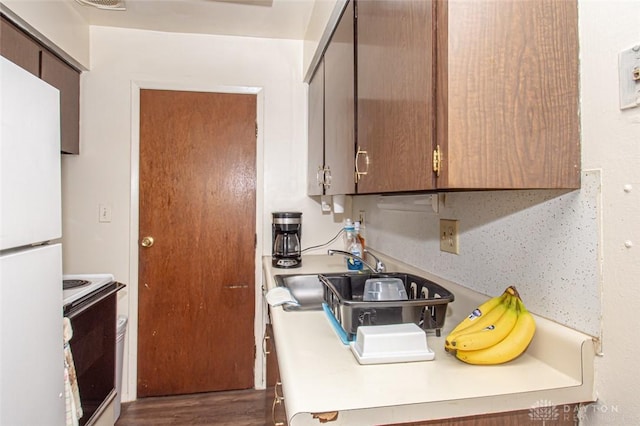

[63,273,115,306]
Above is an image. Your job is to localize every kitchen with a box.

[0,0,638,425]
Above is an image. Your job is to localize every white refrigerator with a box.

[0,56,65,424]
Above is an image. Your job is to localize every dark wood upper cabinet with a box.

[435,0,580,190]
[307,1,356,196]
[1,16,81,155]
[356,0,436,194]
[307,59,325,196]
[41,49,80,155]
[350,0,580,193]
[0,16,40,77]
[323,0,355,195]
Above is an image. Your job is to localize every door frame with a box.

[127,80,265,401]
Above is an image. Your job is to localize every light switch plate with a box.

[619,44,640,110]
[440,219,459,254]
[99,204,112,223]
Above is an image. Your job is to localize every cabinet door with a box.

[264,324,279,388]
[408,403,580,425]
[323,0,356,195]
[436,0,580,189]
[41,49,80,155]
[0,17,40,77]
[307,60,325,196]
[356,0,436,193]
[264,323,287,425]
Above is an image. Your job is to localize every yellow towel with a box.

[63,317,83,426]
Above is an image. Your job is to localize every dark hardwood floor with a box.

[115,388,270,426]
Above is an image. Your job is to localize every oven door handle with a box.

[66,282,125,319]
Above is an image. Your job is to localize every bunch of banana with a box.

[445,286,536,365]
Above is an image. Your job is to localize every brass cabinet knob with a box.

[141,236,154,247]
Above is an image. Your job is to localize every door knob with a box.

[141,236,154,247]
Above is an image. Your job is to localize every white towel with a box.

[63,317,83,426]
[265,287,300,308]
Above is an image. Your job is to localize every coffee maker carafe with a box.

[272,212,302,268]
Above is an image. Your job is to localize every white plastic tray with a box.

[349,323,435,365]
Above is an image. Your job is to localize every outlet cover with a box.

[358,210,366,226]
[440,219,459,254]
[619,44,640,110]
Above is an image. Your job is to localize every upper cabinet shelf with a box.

[308,0,581,195]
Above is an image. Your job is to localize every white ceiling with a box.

[72,0,318,40]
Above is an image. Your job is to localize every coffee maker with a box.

[272,212,302,268]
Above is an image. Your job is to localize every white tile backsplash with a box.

[354,170,601,337]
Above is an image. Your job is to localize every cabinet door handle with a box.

[272,397,285,426]
[274,381,284,401]
[272,382,285,426]
[316,166,324,188]
[263,334,271,355]
[324,166,332,189]
[432,144,442,177]
[355,148,369,182]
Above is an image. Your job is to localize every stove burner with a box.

[63,279,91,290]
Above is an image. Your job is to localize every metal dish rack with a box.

[319,273,454,340]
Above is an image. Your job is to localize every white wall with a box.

[302,0,339,75]
[61,26,340,402]
[579,1,640,422]
[354,0,640,422]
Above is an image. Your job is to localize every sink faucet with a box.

[327,249,386,273]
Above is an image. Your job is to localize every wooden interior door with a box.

[138,89,256,397]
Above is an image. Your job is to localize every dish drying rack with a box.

[318,272,454,341]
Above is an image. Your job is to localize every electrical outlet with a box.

[440,219,459,254]
[358,210,366,226]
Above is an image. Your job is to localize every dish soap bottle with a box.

[344,219,363,271]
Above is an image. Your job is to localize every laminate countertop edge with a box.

[262,254,596,425]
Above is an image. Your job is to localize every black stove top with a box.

[63,279,91,290]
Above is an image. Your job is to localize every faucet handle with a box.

[363,249,386,273]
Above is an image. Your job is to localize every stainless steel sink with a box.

[273,274,326,311]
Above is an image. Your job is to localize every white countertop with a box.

[264,254,596,425]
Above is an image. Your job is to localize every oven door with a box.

[66,281,124,426]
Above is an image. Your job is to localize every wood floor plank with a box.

[116,389,269,426]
